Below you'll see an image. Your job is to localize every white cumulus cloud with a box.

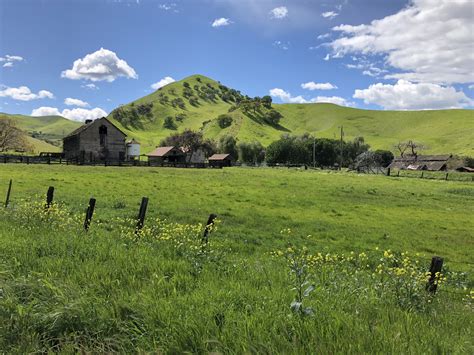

[212,18,232,27]
[353,80,473,110]
[0,55,24,68]
[82,83,99,90]
[151,76,176,90]
[61,48,138,82]
[31,106,108,122]
[301,82,337,90]
[311,96,350,106]
[64,98,90,107]
[329,0,474,84]
[270,6,288,19]
[269,88,308,104]
[322,11,338,19]
[0,86,54,101]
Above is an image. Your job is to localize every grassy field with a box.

[0,165,473,352]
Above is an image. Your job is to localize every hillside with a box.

[0,113,81,153]
[1,75,472,156]
[108,75,474,155]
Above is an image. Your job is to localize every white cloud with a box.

[270,6,288,19]
[353,80,473,110]
[270,88,308,103]
[270,88,352,106]
[329,0,474,84]
[311,96,350,106]
[61,48,138,82]
[301,82,337,90]
[64,97,90,107]
[469,84,474,90]
[317,33,331,40]
[322,11,338,19]
[31,106,108,122]
[31,107,61,116]
[151,76,176,90]
[0,54,24,68]
[159,3,177,11]
[0,86,54,101]
[273,41,290,50]
[212,18,232,27]
[81,83,99,90]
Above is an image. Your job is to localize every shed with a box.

[456,166,474,173]
[63,117,126,162]
[147,146,186,165]
[388,155,451,171]
[208,153,234,167]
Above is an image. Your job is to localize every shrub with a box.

[163,116,177,130]
[217,114,233,128]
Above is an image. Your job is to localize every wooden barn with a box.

[147,146,186,165]
[208,153,234,167]
[388,155,451,171]
[63,117,126,162]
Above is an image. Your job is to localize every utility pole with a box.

[339,125,344,170]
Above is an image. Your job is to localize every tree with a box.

[217,135,238,159]
[175,113,187,122]
[373,149,394,167]
[217,114,233,128]
[237,141,265,165]
[262,95,272,109]
[344,136,370,166]
[163,116,177,130]
[264,109,282,126]
[161,129,216,161]
[0,119,30,152]
[395,140,425,158]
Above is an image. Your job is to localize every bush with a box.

[217,135,238,159]
[163,116,177,130]
[373,149,395,167]
[264,109,282,126]
[217,114,233,129]
[237,141,265,165]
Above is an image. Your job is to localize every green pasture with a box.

[0,165,473,353]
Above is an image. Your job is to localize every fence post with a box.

[83,198,96,231]
[386,167,391,176]
[397,170,400,177]
[135,197,149,234]
[421,171,424,179]
[4,179,12,208]
[202,213,217,245]
[426,256,443,294]
[45,186,54,208]
[445,173,449,181]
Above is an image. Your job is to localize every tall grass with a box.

[0,198,472,353]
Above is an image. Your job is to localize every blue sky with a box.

[0,0,472,121]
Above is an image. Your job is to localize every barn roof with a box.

[209,153,232,161]
[389,154,450,171]
[147,146,184,157]
[64,117,126,139]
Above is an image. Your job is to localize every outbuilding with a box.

[147,146,186,165]
[208,153,234,167]
[388,155,451,171]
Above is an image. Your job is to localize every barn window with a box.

[99,125,107,146]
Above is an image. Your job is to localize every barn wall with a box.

[64,118,126,161]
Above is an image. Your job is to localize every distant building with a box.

[388,155,451,171]
[208,153,234,167]
[181,146,206,164]
[63,117,126,162]
[147,146,186,165]
[126,138,140,160]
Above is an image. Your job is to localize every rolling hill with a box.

[0,113,81,153]
[1,74,473,156]
[107,74,473,155]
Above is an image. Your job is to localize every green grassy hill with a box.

[0,113,81,153]
[1,75,472,155]
[108,75,474,155]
